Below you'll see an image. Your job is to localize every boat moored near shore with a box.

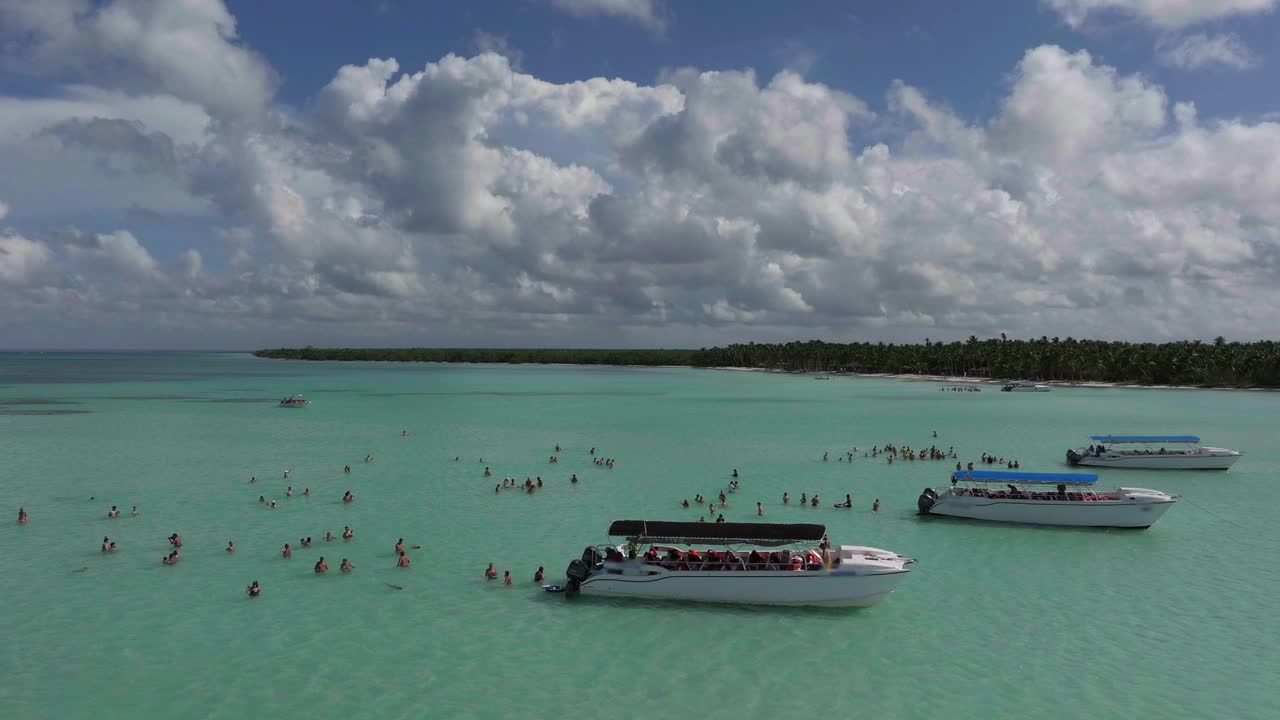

[918,470,1177,528]
[1001,381,1051,392]
[1066,435,1241,470]
[561,520,913,608]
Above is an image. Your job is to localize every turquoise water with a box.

[1,354,1276,720]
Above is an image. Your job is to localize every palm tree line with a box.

[256,335,1280,387]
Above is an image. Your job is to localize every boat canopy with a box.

[1089,435,1199,444]
[952,470,1098,485]
[606,520,826,546]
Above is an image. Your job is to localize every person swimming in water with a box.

[732,468,739,478]
[108,506,119,518]
[872,498,880,512]
[344,465,351,473]
[396,550,410,568]
[169,533,182,548]
[258,495,265,504]
[756,502,764,516]
[286,486,293,497]
[485,563,498,580]
[811,495,820,507]
[782,492,790,504]
[131,505,138,516]
[162,550,180,565]
[300,537,312,548]
[395,538,405,554]
[324,531,334,542]
[101,536,111,552]
[503,570,512,585]
[226,540,235,553]
[534,566,544,583]
[340,558,353,572]
[247,580,260,597]
[314,557,328,574]
[682,499,689,508]
[303,488,310,496]
[800,493,807,505]
[570,474,578,484]
[282,543,292,559]
[269,500,277,509]
[249,476,256,484]
[343,526,353,540]
[342,490,354,503]
[18,507,29,524]
[484,467,491,477]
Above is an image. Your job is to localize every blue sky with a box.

[2,0,1279,349]
[230,1,1277,121]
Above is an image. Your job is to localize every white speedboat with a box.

[1066,435,1241,470]
[279,395,309,407]
[560,520,912,608]
[1001,381,1050,392]
[917,470,1176,528]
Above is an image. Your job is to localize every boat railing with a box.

[628,554,825,572]
[952,487,1116,501]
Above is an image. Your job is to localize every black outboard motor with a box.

[581,546,603,567]
[917,488,939,514]
[1065,449,1081,465]
[566,559,589,581]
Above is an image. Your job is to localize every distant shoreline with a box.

[711,367,1277,391]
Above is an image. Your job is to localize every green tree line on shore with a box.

[255,335,1280,387]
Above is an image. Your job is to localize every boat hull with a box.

[1069,450,1239,470]
[578,568,908,607]
[926,495,1175,528]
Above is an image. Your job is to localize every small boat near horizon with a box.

[917,470,1177,528]
[278,395,309,407]
[1066,435,1241,470]
[561,520,913,608]
[1001,381,1051,392]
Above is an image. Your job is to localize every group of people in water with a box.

[496,476,544,494]
[971,454,1021,469]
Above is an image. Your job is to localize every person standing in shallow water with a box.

[396,550,410,568]
[340,558,353,572]
[872,498,880,513]
[247,580,260,597]
[282,543,292,559]
[534,566,544,583]
[314,557,328,574]
[17,507,28,524]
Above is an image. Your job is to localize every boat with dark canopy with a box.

[918,469,1177,528]
[558,520,913,607]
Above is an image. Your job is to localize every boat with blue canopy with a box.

[917,469,1176,528]
[1066,434,1240,470]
